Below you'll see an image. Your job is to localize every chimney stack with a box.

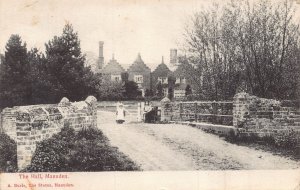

[98,41,104,69]
[170,49,177,64]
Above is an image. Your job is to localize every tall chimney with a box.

[98,41,104,69]
[170,49,177,64]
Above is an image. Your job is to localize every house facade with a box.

[99,54,126,82]
[151,57,172,97]
[127,53,151,97]
[173,63,196,99]
[95,41,194,98]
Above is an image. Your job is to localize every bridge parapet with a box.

[0,96,97,170]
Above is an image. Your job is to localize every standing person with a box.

[116,102,126,124]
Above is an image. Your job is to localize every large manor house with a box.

[92,41,193,99]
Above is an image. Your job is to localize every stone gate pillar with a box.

[233,92,251,128]
[160,97,171,121]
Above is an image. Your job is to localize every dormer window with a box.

[158,77,168,84]
[134,75,143,83]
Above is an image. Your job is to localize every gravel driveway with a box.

[97,111,300,170]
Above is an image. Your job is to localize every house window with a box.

[111,74,121,82]
[158,77,168,84]
[174,90,185,98]
[134,75,143,84]
[175,77,186,84]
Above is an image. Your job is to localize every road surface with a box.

[97,111,300,170]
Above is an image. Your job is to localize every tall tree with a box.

[0,35,30,108]
[183,0,300,100]
[27,48,59,104]
[45,24,98,101]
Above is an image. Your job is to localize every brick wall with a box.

[160,98,233,125]
[0,96,97,170]
[233,92,300,137]
[161,92,300,140]
[1,108,17,139]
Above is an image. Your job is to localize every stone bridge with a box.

[0,96,97,170]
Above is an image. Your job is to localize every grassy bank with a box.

[224,132,300,161]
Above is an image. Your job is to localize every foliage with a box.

[26,48,60,104]
[0,35,30,108]
[0,24,101,109]
[69,139,139,171]
[77,126,108,141]
[97,80,124,101]
[167,75,176,100]
[25,125,140,172]
[167,87,173,100]
[156,81,163,97]
[274,130,299,149]
[45,23,100,101]
[0,133,17,172]
[123,81,141,100]
[145,89,153,97]
[225,129,299,151]
[147,95,164,101]
[185,85,192,96]
[25,125,76,172]
[183,0,300,100]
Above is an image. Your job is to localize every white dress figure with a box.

[116,102,126,124]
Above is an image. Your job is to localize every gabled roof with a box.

[174,83,188,90]
[127,53,151,73]
[100,56,125,74]
[152,57,172,77]
[173,63,194,77]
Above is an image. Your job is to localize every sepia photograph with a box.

[0,0,300,189]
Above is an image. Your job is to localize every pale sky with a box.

[0,0,299,70]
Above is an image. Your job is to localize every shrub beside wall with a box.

[25,125,140,172]
[0,133,17,172]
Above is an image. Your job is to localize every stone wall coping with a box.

[179,101,233,104]
[160,97,171,102]
[0,96,98,170]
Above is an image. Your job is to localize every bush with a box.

[77,126,107,141]
[225,131,275,146]
[69,139,139,171]
[274,130,299,149]
[25,126,76,172]
[225,129,237,142]
[0,133,17,172]
[25,125,140,172]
